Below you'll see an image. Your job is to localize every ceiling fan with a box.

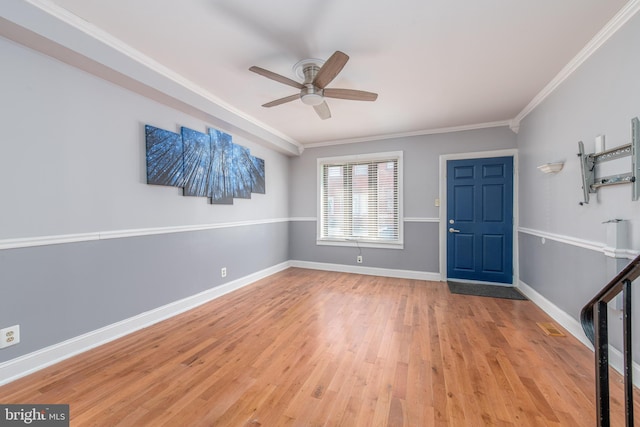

[249,51,378,120]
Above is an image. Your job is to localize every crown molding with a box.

[303,120,512,149]
[512,0,640,127]
[508,119,520,134]
[7,0,638,153]
[4,0,303,156]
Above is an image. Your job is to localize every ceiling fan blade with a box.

[323,88,378,102]
[313,51,349,89]
[249,66,304,89]
[313,101,331,120]
[262,94,300,108]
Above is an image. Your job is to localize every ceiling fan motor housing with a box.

[299,63,324,105]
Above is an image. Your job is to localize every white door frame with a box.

[438,149,519,283]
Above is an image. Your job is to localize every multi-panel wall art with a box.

[145,124,265,204]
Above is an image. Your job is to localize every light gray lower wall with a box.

[0,221,288,363]
[289,221,439,273]
[519,232,639,363]
[519,232,608,318]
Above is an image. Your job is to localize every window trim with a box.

[316,151,404,249]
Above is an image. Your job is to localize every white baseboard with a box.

[518,279,640,388]
[290,260,441,281]
[0,261,291,386]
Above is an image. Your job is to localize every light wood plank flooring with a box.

[0,268,637,426]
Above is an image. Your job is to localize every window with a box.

[317,151,403,248]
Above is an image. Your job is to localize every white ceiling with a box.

[43,0,631,146]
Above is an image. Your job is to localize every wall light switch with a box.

[434,198,440,207]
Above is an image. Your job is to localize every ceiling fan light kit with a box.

[249,51,378,120]
[301,91,324,106]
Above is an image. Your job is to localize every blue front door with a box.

[446,156,514,284]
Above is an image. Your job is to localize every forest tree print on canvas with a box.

[145,124,265,204]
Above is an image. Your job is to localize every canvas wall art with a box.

[251,156,266,194]
[181,127,213,198]
[232,144,253,199]
[145,125,184,187]
[145,124,265,205]
[209,129,234,205]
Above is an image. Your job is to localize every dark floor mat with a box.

[447,281,528,300]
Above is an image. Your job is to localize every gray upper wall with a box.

[290,127,518,219]
[0,36,289,241]
[517,11,640,248]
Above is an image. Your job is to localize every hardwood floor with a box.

[0,268,637,426]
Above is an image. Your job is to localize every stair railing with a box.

[581,253,639,427]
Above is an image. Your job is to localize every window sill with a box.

[316,239,404,250]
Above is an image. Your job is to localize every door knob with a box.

[449,227,460,233]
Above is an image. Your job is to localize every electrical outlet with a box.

[221,267,227,278]
[357,255,363,264]
[0,325,20,349]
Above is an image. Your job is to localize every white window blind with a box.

[318,152,402,247]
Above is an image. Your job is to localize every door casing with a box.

[438,149,519,284]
